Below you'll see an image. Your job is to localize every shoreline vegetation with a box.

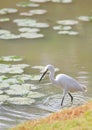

[10,101,92,130]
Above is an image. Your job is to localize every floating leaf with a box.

[78,16,90,22]
[0,33,20,40]
[16,2,39,7]
[11,64,30,69]
[0,30,10,35]
[2,78,23,84]
[0,18,10,22]
[30,74,42,80]
[0,90,3,94]
[35,23,49,28]
[20,32,44,39]
[29,9,47,15]
[0,95,9,104]
[58,30,79,35]
[0,8,18,15]
[0,55,23,62]
[13,74,31,81]
[0,83,9,90]
[5,84,31,96]
[7,97,35,105]
[57,20,78,25]
[0,75,8,82]
[61,0,72,3]
[30,0,49,3]
[53,25,72,31]
[13,18,37,27]
[28,91,44,98]
[18,28,40,33]
[9,84,31,91]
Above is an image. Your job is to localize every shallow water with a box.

[0,0,92,129]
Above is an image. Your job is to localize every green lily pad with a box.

[0,33,20,40]
[0,55,23,62]
[61,0,72,3]
[20,9,47,16]
[18,28,40,33]
[10,84,31,91]
[13,74,31,81]
[13,18,36,27]
[0,95,9,104]
[57,20,78,25]
[5,84,31,96]
[0,75,8,82]
[78,16,90,22]
[20,32,44,39]
[29,9,47,15]
[30,0,49,3]
[2,78,24,84]
[0,29,11,35]
[0,83,9,90]
[16,2,39,7]
[0,8,18,15]
[27,91,44,98]
[30,74,42,80]
[11,64,30,69]
[7,97,35,105]
[0,18,10,22]
[0,63,29,74]
[0,90,3,94]
[58,30,79,35]
[53,25,72,31]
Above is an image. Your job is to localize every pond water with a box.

[0,0,92,129]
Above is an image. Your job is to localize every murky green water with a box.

[0,0,92,129]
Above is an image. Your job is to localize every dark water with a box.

[0,0,92,129]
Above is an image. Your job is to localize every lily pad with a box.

[53,25,72,31]
[13,18,37,27]
[30,0,49,3]
[0,63,29,74]
[0,33,20,40]
[5,84,31,96]
[57,20,78,25]
[30,74,42,80]
[0,8,18,15]
[78,16,90,22]
[0,95,9,104]
[29,9,47,15]
[58,30,79,35]
[2,78,24,84]
[28,91,44,98]
[13,74,31,81]
[16,2,39,7]
[0,75,8,82]
[0,30,11,35]
[7,97,35,105]
[0,18,10,22]
[20,32,44,39]
[61,0,72,3]
[0,90,3,94]
[0,55,23,62]
[18,28,40,33]
[11,64,30,69]
[0,83,9,90]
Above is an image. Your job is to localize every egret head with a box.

[39,64,54,82]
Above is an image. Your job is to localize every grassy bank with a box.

[10,101,92,130]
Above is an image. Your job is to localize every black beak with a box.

[39,69,48,82]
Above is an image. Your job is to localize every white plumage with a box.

[39,64,87,106]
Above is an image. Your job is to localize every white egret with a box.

[39,64,87,106]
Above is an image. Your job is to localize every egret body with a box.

[39,64,87,106]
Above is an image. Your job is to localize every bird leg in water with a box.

[61,90,67,106]
[68,92,73,103]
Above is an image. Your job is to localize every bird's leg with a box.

[68,92,73,104]
[61,90,67,106]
